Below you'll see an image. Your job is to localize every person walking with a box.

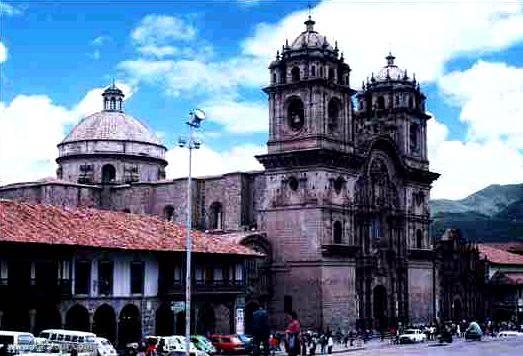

[252,306,271,356]
[327,335,333,354]
[286,311,301,356]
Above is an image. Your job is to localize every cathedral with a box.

[0,16,439,331]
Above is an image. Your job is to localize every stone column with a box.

[29,309,37,334]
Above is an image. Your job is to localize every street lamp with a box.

[178,109,205,356]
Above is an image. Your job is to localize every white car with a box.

[399,329,427,344]
[95,337,117,356]
[497,331,523,338]
[145,335,208,356]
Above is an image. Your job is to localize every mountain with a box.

[430,183,523,242]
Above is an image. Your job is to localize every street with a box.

[339,337,523,355]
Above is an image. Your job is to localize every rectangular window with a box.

[195,266,204,284]
[174,265,182,283]
[284,295,293,314]
[130,261,145,294]
[75,260,91,295]
[98,260,113,296]
[213,266,223,283]
[0,260,7,285]
[235,263,243,282]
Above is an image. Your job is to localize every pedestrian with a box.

[319,333,326,354]
[327,335,333,354]
[286,311,301,356]
[252,305,271,356]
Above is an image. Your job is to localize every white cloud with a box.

[241,0,523,85]
[428,116,523,200]
[438,61,523,149]
[91,35,110,46]
[0,83,135,185]
[203,99,268,133]
[0,2,22,16]
[166,144,266,179]
[0,42,7,63]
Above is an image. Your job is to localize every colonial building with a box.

[479,244,523,323]
[434,229,485,323]
[0,199,259,345]
[0,16,439,331]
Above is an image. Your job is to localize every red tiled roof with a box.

[0,200,260,256]
[478,244,523,265]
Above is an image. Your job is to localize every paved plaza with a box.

[336,337,523,355]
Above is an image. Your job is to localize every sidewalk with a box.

[273,342,366,355]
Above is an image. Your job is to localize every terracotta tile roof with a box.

[0,200,260,256]
[478,244,523,265]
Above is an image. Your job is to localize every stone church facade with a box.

[0,17,438,331]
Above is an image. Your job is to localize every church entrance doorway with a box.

[101,164,116,184]
[373,285,387,331]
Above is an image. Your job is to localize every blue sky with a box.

[1,0,523,199]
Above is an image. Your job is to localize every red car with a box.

[210,334,245,354]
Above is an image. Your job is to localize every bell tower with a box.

[257,17,358,331]
[355,53,430,170]
[263,16,355,154]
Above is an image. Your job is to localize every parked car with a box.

[465,322,483,341]
[95,337,117,356]
[0,331,35,353]
[191,336,217,354]
[145,336,207,356]
[398,329,427,344]
[210,334,245,354]
[498,331,523,338]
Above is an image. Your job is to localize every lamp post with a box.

[178,109,205,356]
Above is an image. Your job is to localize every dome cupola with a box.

[102,81,125,112]
[56,82,167,185]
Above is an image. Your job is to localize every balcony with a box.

[161,279,246,296]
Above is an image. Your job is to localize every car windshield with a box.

[404,330,417,334]
[101,340,111,346]
[237,335,250,342]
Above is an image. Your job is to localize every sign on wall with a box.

[235,308,244,335]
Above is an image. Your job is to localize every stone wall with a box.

[408,261,434,324]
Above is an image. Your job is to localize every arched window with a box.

[416,229,423,249]
[319,66,324,77]
[377,96,385,110]
[311,65,316,77]
[291,67,300,82]
[408,95,414,109]
[328,98,341,131]
[410,123,419,153]
[164,205,175,221]
[272,72,276,84]
[287,97,305,130]
[333,221,343,244]
[209,202,224,230]
[328,68,335,81]
[110,98,116,110]
[288,176,299,191]
[118,99,123,111]
[101,164,116,183]
[333,176,344,194]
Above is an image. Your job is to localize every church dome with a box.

[61,84,162,146]
[290,17,333,50]
[375,53,410,82]
[61,111,162,145]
